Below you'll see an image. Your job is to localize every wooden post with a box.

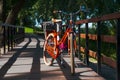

[9,27,11,50]
[7,27,10,51]
[11,27,13,49]
[70,32,75,75]
[13,27,16,47]
[97,21,101,74]
[3,25,6,54]
[116,18,120,80]
[85,23,89,66]
[78,24,81,59]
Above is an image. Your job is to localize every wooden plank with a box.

[116,18,120,80]
[101,12,120,21]
[77,33,116,43]
[63,55,105,80]
[79,46,116,68]
[96,21,101,74]
[75,12,120,24]
[102,55,116,68]
[101,35,116,43]
[75,19,88,24]
[85,23,89,65]
[88,34,97,40]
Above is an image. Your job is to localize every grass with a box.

[89,57,97,63]
[24,26,43,34]
[25,27,34,33]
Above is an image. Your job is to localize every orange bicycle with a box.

[43,9,82,74]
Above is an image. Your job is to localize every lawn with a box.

[25,27,34,33]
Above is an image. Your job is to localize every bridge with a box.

[0,12,119,80]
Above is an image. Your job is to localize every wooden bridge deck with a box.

[0,34,111,80]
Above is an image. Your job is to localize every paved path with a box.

[0,34,115,80]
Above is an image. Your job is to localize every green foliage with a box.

[25,27,34,33]
[101,42,116,60]
[79,38,116,60]
[86,0,120,17]
[79,22,117,60]
[4,0,120,26]
[78,20,117,60]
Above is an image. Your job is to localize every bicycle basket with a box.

[43,21,56,31]
[43,21,56,38]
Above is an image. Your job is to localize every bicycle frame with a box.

[43,7,88,74]
[45,9,82,59]
[45,21,77,59]
[45,27,72,58]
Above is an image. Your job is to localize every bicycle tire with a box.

[43,33,56,66]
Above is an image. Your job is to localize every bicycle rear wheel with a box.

[43,33,56,66]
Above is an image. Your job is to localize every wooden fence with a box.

[78,34,116,68]
[0,24,25,54]
[75,12,120,80]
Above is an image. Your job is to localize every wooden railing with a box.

[0,24,25,54]
[78,33,116,68]
[80,34,116,43]
[75,12,120,80]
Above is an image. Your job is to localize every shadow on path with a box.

[29,35,42,80]
[0,34,43,80]
[56,56,80,80]
[0,35,31,79]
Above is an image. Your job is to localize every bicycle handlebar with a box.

[53,7,89,16]
[53,10,69,15]
[53,10,80,16]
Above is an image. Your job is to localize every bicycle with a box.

[43,8,82,74]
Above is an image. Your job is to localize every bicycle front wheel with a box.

[43,33,57,66]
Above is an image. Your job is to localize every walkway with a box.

[0,34,111,80]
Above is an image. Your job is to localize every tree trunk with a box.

[5,0,25,24]
[45,0,49,21]
[0,0,3,22]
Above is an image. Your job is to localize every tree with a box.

[5,0,25,24]
[3,0,120,25]
[0,0,3,22]
[0,0,6,22]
